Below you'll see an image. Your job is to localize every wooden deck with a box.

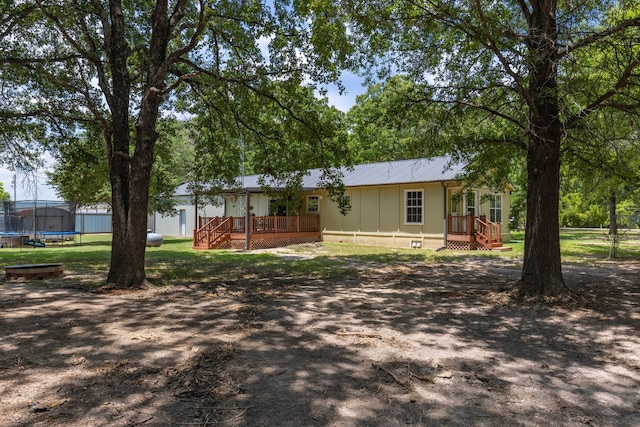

[193,215,321,250]
[447,215,509,251]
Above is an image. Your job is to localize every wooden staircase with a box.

[193,217,232,249]
[474,216,509,251]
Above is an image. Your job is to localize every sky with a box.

[0,71,367,202]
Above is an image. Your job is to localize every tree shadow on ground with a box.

[0,256,638,426]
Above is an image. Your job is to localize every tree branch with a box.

[515,0,531,23]
[558,17,640,58]
[35,0,101,64]
[474,0,533,110]
[0,4,36,41]
[565,51,640,129]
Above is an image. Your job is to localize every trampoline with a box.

[1,201,79,247]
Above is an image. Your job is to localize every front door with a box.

[179,209,186,236]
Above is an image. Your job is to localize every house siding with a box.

[312,182,510,249]
[149,196,225,237]
[314,182,448,249]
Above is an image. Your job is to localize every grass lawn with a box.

[1,229,638,289]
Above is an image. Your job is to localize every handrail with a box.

[448,214,475,235]
[475,216,501,245]
[206,217,232,248]
[194,216,231,248]
[194,215,320,248]
[194,216,221,246]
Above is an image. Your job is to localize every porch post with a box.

[245,189,250,250]
[194,194,198,232]
[466,214,474,235]
[441,182,447,248]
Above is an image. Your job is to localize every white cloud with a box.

[323,70,365,112]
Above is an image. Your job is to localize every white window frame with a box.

[306,195,319,214]
[489,194,502,223]
[465,191,477,217]
[404,189,424,225]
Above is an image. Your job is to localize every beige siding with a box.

[360,188,380,231]
[318,181,511,249]
[320,183,443,235]
[341,190,360,231]
[379,187,400,232]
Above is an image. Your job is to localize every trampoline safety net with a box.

[1,200,77,238]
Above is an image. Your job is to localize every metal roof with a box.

[175,156,465,195]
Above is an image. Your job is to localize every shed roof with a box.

[175,156,465,196]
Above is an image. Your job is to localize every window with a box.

[465,191,476,217]
[489,195,502,223]
[307,195,319,214]
[405,190,423,224]
[269,199,288,216]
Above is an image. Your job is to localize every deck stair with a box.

[193,217,231,249]
[474,216,509,251]
[446,214,511,251]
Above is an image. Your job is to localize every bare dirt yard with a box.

[1,250,639,426]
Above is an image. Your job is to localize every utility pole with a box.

[12,174,16,201]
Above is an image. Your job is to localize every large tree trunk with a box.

[517,2,570,297]
[105,0,171,288]
[115,92,163,287]
[106,0,133,285]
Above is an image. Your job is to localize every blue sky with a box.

[0,73,366,202]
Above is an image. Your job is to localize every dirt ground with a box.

[1,250,639,427]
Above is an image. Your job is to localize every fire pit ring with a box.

[5,263,64,280]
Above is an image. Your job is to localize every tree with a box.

[0,181,9,201]
[1,1,351,288]
[47,117,196,215]
[346,76,443,163]
[334,0,640,296]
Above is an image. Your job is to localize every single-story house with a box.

[149,156,512,251]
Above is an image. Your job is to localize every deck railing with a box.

[251,215,319,234]
[448,214,502,242]
[475,216,501,244]
[198,215,319,235]
[448,214,476,235]
[194,217,232,248]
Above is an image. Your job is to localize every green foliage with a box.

[47,127,110,207]
[46,118,194,214]
[185,80,352,213]
[346,76,440,163]
[617,199,640,228]
[559,176,640,229]
[0,181,10,200]
[2,0,354,209]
